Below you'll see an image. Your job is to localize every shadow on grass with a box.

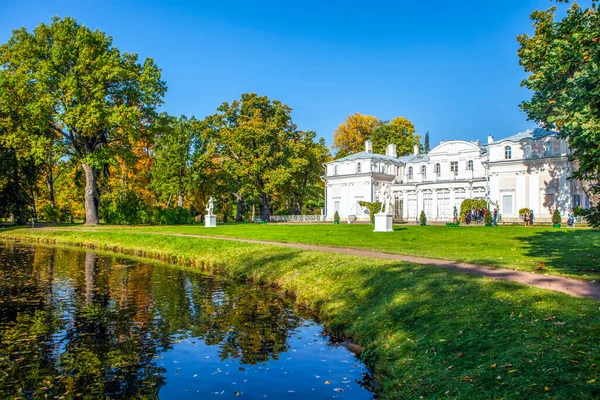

[516,229,600,279]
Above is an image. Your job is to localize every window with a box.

[334,165,338,175]
[356,162,361,173]
[421,165,427,179]
[504,146,512,160]
[450,161,458,173]
[408,166,413,180]
[467,160,474,170]
[435,163,441,176]
[544,141,553,157]
[502,194,513,215]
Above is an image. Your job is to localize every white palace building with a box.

[324,129,590,223]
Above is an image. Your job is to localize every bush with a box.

[358,201,382,224]
[552,209,562,224]
[419,210,427,225]
[40,204,59,222]
[485,209,493,224]
[334,211,340,223]
[459,199,487,223]
[573,206,584,217]
[519,207,531,215]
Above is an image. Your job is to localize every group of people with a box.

[464,207,487,225]
[523,209,535,226]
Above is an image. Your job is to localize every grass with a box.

[40,223,600,281]
[2,227,600,398]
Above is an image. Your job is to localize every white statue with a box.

[377,183,393,215]
[205,197,215,216]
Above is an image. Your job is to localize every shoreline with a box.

[2,228,600,398]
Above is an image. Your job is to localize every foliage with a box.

[0,16,166,224]
[5,228,600,399]
[204,93,328,222]
[39,204,59,223]
[0,144,38,224]
[372,117,420,156]
[333,211,340,223]
[552,209,562,225]
[419,210,427,225]
[518,1,600,229]
[332,113,379,158]
[485,209,493,224]
[359,201,382,224]
[423,131,430,153]
[459,198,487,223]
[519,207,531,215]
[573,206,583,217]
[581,207,600,228]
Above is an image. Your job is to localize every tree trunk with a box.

[259,193,271,222]
[84,252,97,305]
[235,194,244,222]
[251,204,256,222]
[81,163,99,225]
[46,167,55,208]
[177,191,184,208]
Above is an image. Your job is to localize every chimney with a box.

[487,135,494,144]
[386,143,397,158]
[413,144,419,156]
[365,140,373,153]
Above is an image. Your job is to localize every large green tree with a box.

[150,114,203,208]
[371,117,420,156]
[0,17,166,224]
[518,1,600,227]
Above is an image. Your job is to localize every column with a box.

[432,189,438,220]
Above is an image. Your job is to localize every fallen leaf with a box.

[545,386,550,391]
[490,364,497,368]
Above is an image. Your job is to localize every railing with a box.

[269,215,327,223]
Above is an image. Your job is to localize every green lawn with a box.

[1,227,600,398]
[50,223,600,281]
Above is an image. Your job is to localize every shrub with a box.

[40,204,59,222]
[581,206,600,228]
[485,209,493,224]
[358,201,382,224]
[333,211,340,223]
[419,210,427,225]
[573,206,583,217]
[519,207,531,215]
[459,199,487,223]
[552,209,562,224]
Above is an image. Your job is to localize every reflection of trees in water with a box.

[0,244,302,398]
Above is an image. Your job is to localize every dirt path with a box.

[143,232,600,301]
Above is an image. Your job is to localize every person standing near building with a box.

[530,210,534,226]
[453,206,458,224]
[493,208,498,226]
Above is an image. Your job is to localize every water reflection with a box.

[0,242,373,399]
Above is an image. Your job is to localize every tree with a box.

[424,131,430,153]
[0,17,166,225]
[204,93,299,222]
[518,1,600,227]
[332,113,380,158]
[0,144,39,224]
[371,117,420,156]
[150,114,202,208]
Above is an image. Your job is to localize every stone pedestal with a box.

[205,215,217,228]
[374,213,393,232]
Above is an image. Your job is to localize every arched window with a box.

[504,146,512,160]
[334,165,338,175]
[408,166,413,180]
[435,163,441,176]
[544,141,553,157]
[421,165,427,179]
[467,160,474,170]
[356,162,361,173]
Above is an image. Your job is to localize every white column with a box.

[529,173,539,214]
[516,173,527,212]
[402,191,408,219]
[417,189,423,217]
[432,190,438,220]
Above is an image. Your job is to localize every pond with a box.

[0,242,374,399]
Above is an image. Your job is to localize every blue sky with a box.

[0,1,579,148]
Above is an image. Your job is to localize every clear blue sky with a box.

[0,1,579,148]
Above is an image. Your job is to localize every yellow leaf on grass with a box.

[588,379,596,384]
[545,386,550,391]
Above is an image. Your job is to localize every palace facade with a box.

[324,129,590,223]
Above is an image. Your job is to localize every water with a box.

[0,242,374,399]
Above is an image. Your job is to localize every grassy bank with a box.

[48,223,600,280]
[2,227,600,399]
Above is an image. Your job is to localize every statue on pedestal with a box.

[205,197,215,216]
[377,183,393,215]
